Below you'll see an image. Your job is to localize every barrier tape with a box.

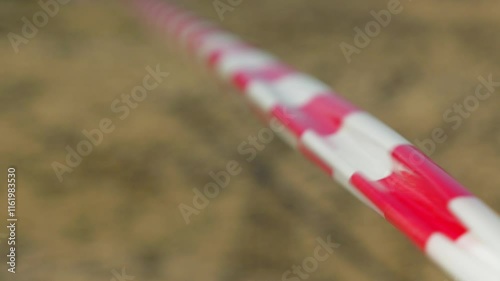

[130,0,500,279]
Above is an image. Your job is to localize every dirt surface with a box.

[1,0,500,281]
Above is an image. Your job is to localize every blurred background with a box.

[1,0,500,280]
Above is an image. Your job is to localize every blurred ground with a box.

[1,0,500,280]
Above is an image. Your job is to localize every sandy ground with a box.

[1,0,500,280]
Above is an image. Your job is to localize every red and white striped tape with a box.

[130,0,500,279]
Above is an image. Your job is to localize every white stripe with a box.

[456,233,500,270]
[301,130,383,215]
[197,33,243,59]
[269,74,329,107]
[450,197,500,254]
[245,73,329,112]
[303,112,408,184]
[246,81,280,112]
[426,233,500,281]
[216,50,277,79]
[345,112,410,151]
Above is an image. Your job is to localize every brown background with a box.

[1,0,500,280]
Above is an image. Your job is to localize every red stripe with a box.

[392,145,472,201]
[349,146,472,247]
[271,94,357,137]
[351,173,437,249]
[380,172,467,240]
